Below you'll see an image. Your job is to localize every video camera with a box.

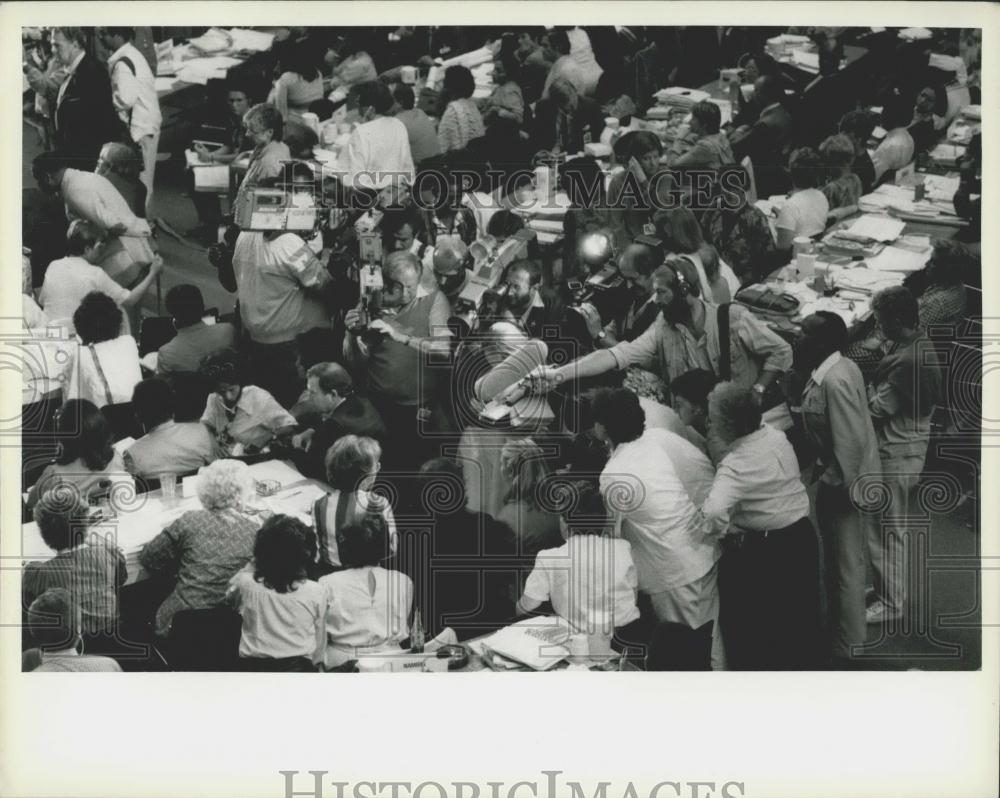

[448,228,536,338]
[565,231,626,326]
[234,185,325,234]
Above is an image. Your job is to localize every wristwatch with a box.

[751,383,766,397]
[594,331,607,342]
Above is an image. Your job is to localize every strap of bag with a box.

[87,344,115,407]
[313,494,330,564]
[717,303,732,382]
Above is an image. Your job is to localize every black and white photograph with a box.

[1,3,996,798]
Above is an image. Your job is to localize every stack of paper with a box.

[654,86,710,109]
[832,267,904,295]
[927,142,966,166]
[175,55,244,86]
[846,215,906,242]
[865,245,932,273]
[227,28,275,53]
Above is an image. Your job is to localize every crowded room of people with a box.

[18,23,982,673]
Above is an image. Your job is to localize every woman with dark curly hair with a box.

[437,65,485,153]
[65,291,142,409]
[226,514,326,671]
[319,514,413,668]
[199,348,296,455]
[26,398,135,510]
[22,490,127,638]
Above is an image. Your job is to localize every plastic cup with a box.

[567,633,589,665]
[159,473,178,502]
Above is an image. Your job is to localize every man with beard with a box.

[586,241,662,348]
[531,256,791,404]
[795,312,880,666]
[501,259,565,340]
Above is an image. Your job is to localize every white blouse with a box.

[320,566,412,668]
[64,335,142,408]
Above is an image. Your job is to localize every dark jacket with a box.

[531,96,605,154]
[54,53,121,170]
[300,394,387,480]
[731,101,794,198]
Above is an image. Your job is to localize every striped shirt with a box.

[22,538,127,634]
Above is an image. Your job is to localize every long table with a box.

[19,460,327,586]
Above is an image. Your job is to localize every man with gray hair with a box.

[344,251,452,470]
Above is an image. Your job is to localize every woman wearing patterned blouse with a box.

[437,66,485,153]
[140,459,261,638]
[698,164,777,286]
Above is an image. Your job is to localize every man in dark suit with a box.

[530,78,605,155]
[290,362,387,480]
[729,75,793,198]
[51,27,120,171]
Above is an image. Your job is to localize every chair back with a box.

[101,402,141,442]
[165,608,243,671]
[645,620,714,671]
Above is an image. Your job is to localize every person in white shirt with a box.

[32,152,155,290]
[542,29,588,98]
[97,27,163,216]
[774,147,830,252]
[199,349,296,455]
[591,388,725,669]
[517,480,640,641]
[700,382,823,670]
[227,515,327,672]
[566,27,605,97]
[337,80,414,193]
[64,292,142,410]
[320,514,412,669]
[38,220,161,335]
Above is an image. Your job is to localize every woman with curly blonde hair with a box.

[139,459,261,638]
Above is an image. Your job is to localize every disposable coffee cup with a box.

[401,65,418,84]
[793,236,814,257]
[796,252,817,280]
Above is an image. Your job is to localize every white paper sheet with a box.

[865,245,932,273]
[227,28,275,53]
[248,459,305,488]
[846,215,906,242]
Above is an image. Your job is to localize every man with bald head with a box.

[431,237,470,310]
[588,241,662,349]
[344,250,452,470]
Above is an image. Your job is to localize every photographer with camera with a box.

[343,250,453,472]
[585,240,661,349]
[231,180,334,409]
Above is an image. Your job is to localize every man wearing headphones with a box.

[532,256,791,405]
